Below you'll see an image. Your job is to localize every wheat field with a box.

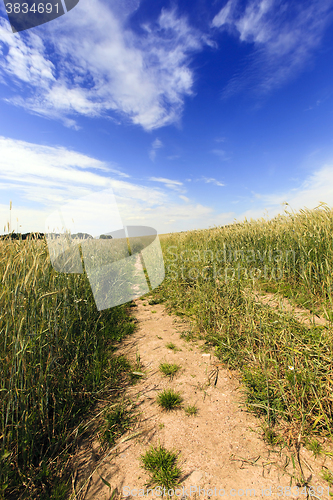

[0,237,136,499]
[2,204,333,497]
[152,203,333,442]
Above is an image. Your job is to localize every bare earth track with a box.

[70,297,333,500]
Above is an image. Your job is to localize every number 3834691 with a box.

[5,3,59,14]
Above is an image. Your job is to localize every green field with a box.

[2,203,333,497]
[0,238,137,499]
[152,203,333,443]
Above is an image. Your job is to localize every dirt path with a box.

[249,290,330,328]
[71,298,333,500]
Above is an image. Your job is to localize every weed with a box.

[261,425,282,446]
[322,467,333,486]
[243,368,286,425]
[165,342,181,351]
[180,330,194,342]
[140,444,182,489]
[156,389,183,410]
[103,401,136,445]
[159,363,181,378]
[307,438,323,457]
[149,297,165,305]
[184,405,198,416]
[130,352,144,383]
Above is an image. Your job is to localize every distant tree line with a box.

[0,232,95,241]
[0,232,46,241]
[0,232,113,240]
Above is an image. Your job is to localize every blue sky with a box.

[1,0,333,235]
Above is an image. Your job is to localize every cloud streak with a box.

[149,138,163,161]
[0,1,207,130]
[149,176,184,191]
[198,176,225,187]
[252,164,333,211]
[0,136,230,234]
[212,0,333,97]
[1,136,333,234]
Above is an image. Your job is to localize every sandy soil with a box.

[69,298,333,500]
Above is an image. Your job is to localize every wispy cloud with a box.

[0,2,208,130]
[3,138,333,234]
[167,155,181,160]
[149,176,184,191]
[0,136,164,208]
[253,164,333,210]
[1,136,235,234]
[212,0,333,97]
[149,138,163,161]
[211,148,231,161]
[232,163,333,224]
[198,176,225,187]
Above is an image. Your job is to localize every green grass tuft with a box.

[165,342,181,351]
[321,467,333,486]
[156,389,183,410]
[307,438,323,457]
[184,405,198,416]
[103,401,136,445]
[159,363,181,377]
[140,444,182,489]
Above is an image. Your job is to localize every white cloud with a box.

[0,2,208,130]
[0,136,233,234]
[3,138,333,235]
[212,0,333,97]
[0,136,129,193]
[152,138,163,149]
[233,163,333,223]
[211,149,231,161]
[0,135,164,208]
[149,176,184,191]
[149,138,163,161]
[255,164,333,210]
[212,0,238,29]
[199,176,225,187]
